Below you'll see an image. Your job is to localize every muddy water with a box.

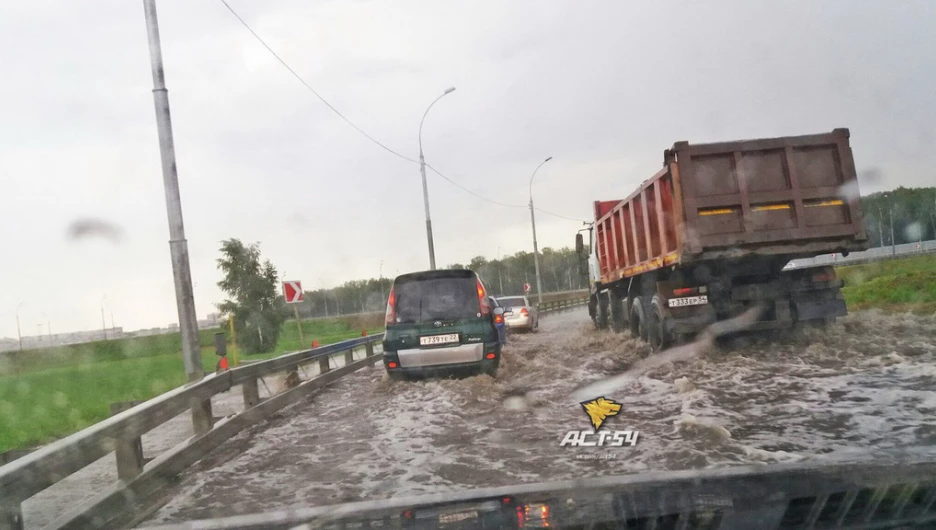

[142,308,936,525]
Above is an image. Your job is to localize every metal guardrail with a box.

[536,296,589,314]
[784,239,936,270]
[0,334,384,530]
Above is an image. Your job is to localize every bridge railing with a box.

[0,334,384,530]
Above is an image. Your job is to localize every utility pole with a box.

[143,0,203,383]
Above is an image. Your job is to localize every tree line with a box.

[276,246,588,321]
[860,187,936,247]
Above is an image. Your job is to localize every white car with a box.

[496,296,539,332]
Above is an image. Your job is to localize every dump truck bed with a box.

[594,128,869,285]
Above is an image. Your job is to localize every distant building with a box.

[0,328,125,352]
[197,313,222,330]
[0,313,226,353]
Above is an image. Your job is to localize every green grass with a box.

[0,315,384,453]
[838,254,936,314]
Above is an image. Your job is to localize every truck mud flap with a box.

[794,299,847,321]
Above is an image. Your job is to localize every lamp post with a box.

[529,156,553,305]
[496,247,504,295]
[101,295,108,340]
[41,312,51,343]
[379,260,387,307]
[883,193,895,256]
[319,278,329,318]
[418,87,456,270]
[16,302,25,352]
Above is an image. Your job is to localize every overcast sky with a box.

[1,0,934,338]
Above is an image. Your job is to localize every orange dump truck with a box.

[575,128,870,349]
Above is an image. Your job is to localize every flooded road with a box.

[141,307,936,525]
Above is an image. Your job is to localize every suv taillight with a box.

[520,307,528,316]
[477,279,491,316]
[494,314,504,325]
[385,286,396,324]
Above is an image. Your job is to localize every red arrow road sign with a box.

[283,281,303,304]
[524,283,531,292]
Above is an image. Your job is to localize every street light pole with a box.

[380,261,387,306]
[497,247,504,295]
[529,156,553,305]
[319,278,329,318]
[418,87,456,271]
[877,206,884,248]
[41,312,51,343]
[143,0,203,381]
[16,302,24,352]
[101,295,108,340]
[886,194,896,256]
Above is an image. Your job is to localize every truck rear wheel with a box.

[597,292,610,330]
[629,296,647,341]
[648,295,673,352]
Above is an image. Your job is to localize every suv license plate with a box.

[420,333,459,346]
[668,295,708,308]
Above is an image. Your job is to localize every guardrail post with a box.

[344,348,354,366]
[190,396,213,435]
[365,340,375,357]
[285,366,300,388]
[110,401,145,481]
[243,376,260,408]
[0,502,23,530]
[319,355,330,374]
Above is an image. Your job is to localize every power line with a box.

[218,0,418,164]
[535,207,587,223]
[425,163,588,222]
[424,163,524,208]
[218,0,587,224]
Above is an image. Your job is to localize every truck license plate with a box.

[419,333,459,346]
[668,295,708,308]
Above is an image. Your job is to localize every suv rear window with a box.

[393,273,480,323]
[498,297,526,308]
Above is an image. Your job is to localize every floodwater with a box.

[141,307,936,525]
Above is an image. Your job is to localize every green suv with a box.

[382,269,504,380]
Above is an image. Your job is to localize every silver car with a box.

[496,296,539,332]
